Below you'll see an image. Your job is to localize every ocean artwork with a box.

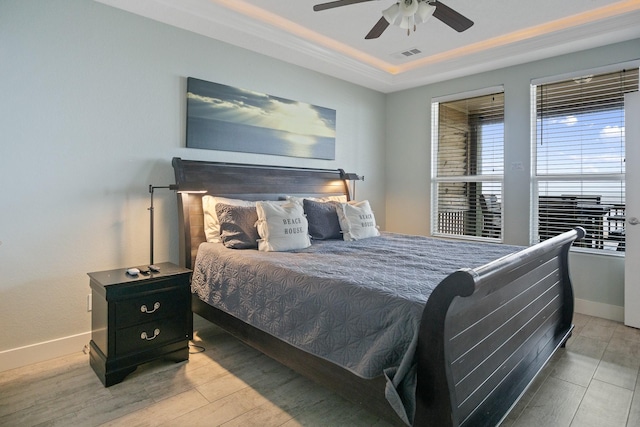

[186,78,336,160]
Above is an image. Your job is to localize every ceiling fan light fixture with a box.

[416,2,436,24]
[401,0,419,17]
[399,15,412,30]
[312,0,473,40]
[382,0,434,34]
[382,3,401,24]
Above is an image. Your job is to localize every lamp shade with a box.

[175,183,207,194]
[382,3,400,24]
[339,170,362,181]
[417,2,436,23]
[401,0,419,17]
[399,15,412,30]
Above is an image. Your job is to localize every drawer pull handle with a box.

[140,302,160,313]
[140,328,160,341]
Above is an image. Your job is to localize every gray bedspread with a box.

[191,232,522,424]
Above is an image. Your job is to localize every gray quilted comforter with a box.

[191,232,521,423]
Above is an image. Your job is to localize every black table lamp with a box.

[148,184,206,272]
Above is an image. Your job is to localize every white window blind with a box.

[532,68,638,253]
[432,90,504,240]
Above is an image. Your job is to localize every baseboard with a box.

[0,317,213,373]
[0,331,91,373]
[575,298,624,322]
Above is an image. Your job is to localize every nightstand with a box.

[88,262,192,387]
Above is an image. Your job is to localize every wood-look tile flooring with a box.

[1,313,640,426]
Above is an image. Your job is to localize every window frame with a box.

[529,62,639,254]
[431,86,505,242]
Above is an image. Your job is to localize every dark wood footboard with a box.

[415,227,585,427]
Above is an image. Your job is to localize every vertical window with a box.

[532,68,638,253]
[432,89,504,240]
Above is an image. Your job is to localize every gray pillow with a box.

[303,199,342,240]
[215,203,259,249]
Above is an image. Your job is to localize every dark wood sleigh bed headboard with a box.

[171,157,350,269]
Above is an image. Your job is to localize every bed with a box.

[172,157,584,426]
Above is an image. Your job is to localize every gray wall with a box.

[0,0,386,359]
[385,39,640,318]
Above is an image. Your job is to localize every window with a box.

[432,88,504,240]
[532,67,639,253]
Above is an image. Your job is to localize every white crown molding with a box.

[95,0,395,89]
[96,0,640,93]
[394,10,640,91]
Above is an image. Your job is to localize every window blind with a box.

[432,91,504,239]
[533,68,638,252]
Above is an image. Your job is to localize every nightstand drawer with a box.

[115,289,188,328]
[116,316,188,356]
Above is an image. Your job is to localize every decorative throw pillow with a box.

[215,203,259,249]
[202,196,255,243]
[337,200,380,241]
[255,201,311,252]
[303,199,342,240]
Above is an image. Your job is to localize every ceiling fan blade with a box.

[313,0,376,12]
[432,1,474,32]
[365,16,390,39]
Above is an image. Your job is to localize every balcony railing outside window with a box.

[432,88,504,240]
[538,195,625,251]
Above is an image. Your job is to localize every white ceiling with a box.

[97,0,640,93]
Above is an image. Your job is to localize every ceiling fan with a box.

[313,0,474,39]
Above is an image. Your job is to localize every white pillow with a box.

[337,200,380,241]
[255,201,311,252]
[202,196,255,243]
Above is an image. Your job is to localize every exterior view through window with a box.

[532,68,638,253]
[431,89,504,240]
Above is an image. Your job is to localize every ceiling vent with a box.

[392,48,423,60]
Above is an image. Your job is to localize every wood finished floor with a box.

[1,313,640,426]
